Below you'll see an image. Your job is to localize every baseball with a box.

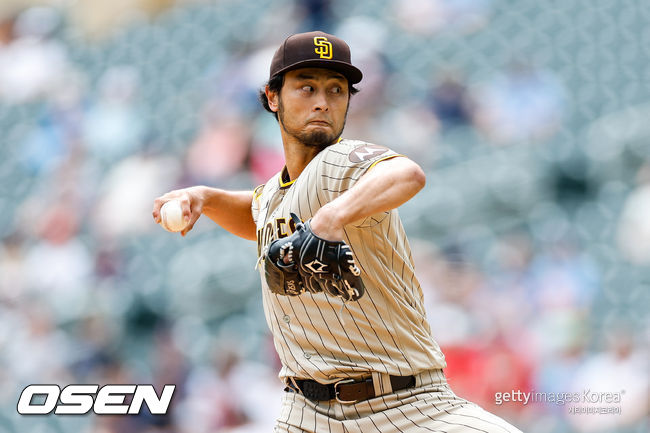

[160,200,188,232]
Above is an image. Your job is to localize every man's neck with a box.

[281,134,328,181]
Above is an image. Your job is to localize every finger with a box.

[181,221,193,237]
[181,204,202,236]
[179,196,192,223]
[153,190,181,223]
[152,197,164,223]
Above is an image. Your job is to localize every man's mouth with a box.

[308,120,330,126]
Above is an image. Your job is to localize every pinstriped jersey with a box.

[252,139,446,384]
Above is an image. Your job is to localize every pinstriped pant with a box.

[274,369,523,433]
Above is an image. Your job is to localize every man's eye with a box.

[302,86,313,92]
[331,87,341,94]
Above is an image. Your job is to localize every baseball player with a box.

[153,31,522,433]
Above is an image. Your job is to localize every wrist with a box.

[196,186,218,211]
[321,202,348,225]
[311,203,346,241]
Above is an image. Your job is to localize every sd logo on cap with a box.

[269,31,362,84]
[313,36,333,59]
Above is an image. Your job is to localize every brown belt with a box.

[286,375,415,404]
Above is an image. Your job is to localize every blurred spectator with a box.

[20,109,71,176]
[248,114,286,186]
[92,150,181,238]
[418,241,535,411]
[68,314,118,381]
[0,233,27,302]
[0,6,75,103]
[391,0,446,35]
[20,76,87,176]
[91,360,142,433]
[411,240,474,346]
[0,13,14,46]
[3,302,74,384]
[83,66,145,165]
[617,162,650,264]
[67,0,175,41]
[527,239,597,313]
[392,0,493,35]
[444,335,534,413]
[176,347,249,433]
[442,0,493,34]
[335,16,389,114]
[567,324,649,432]
[532,330,587,431]
[24,201,93,321]
[295,0,333,32]
[184,108,251,186]
[204,51,262,117]
[429,69,476,130]
[474,58,566,144]
[202,46,287,185]
[94,241,125,281]
[376,103,440,167]
[145,327,188,430]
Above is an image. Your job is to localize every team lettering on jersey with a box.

[256,216,299,257]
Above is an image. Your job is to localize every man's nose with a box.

[312,92,329,111]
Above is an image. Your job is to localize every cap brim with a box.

[274,59,363,84]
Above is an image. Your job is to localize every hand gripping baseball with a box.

[265,213,365,301]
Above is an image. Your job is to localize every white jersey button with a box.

[283,315,291,323]
[303,352,311,359]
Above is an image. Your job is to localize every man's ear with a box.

[265,86,279,113]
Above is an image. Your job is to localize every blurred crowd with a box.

[0,0,648,432]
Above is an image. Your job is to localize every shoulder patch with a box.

[349,145,389,163]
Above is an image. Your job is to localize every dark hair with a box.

[258,73,359,121]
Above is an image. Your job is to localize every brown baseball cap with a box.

[269,31,363,84]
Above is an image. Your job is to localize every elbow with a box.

[409,163,426,191]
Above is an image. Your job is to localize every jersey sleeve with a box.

[318,143,403,199]
[251,184,265,225]
[318,143,404,227]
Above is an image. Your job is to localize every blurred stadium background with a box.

[0,0,648,432]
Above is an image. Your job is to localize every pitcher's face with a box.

[270,68,350,149]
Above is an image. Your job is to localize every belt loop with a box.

[288,377,303,395]
[371,372,393,397]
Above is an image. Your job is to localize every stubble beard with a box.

[277,98,347,150]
